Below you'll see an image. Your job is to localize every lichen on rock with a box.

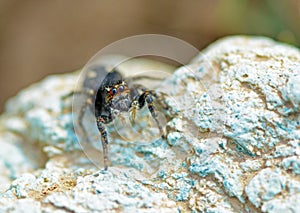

[0,36,299,212]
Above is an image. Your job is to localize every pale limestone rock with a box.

[0,36,299,212]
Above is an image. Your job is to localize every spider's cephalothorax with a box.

[77,67,166,170]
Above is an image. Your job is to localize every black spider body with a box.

[77,66,165,170]
[95,70,133,121]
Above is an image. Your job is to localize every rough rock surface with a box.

[0,36,299,212]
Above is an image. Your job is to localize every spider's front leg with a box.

[135,90,166,139]
[96,115,111,170]
[72,91,95,143]
[78,98,93,142]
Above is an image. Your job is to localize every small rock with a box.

[245,168,286,208]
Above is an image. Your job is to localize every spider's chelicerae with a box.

[76,66,166,170]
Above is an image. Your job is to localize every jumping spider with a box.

[75,66,166,170]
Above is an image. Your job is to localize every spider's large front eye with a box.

[112,88,117,95]
[119,85,124,91]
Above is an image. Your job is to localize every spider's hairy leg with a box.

[130,75,164,82]
[96,116,109,170]
[138,90,166,139]
[62,88,95,100]
[151,91,169,110]
[77,97,94,143]
[78,103,88,140]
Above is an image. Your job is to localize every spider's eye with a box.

[119,85,124,91]
[111,88,117,95]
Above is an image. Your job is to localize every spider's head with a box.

[105,81,131,112]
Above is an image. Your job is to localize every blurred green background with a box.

[0,0,299,112]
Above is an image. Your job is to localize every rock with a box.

[0,132,41,193]
[0,36,299,212]
[245,168,286,208]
